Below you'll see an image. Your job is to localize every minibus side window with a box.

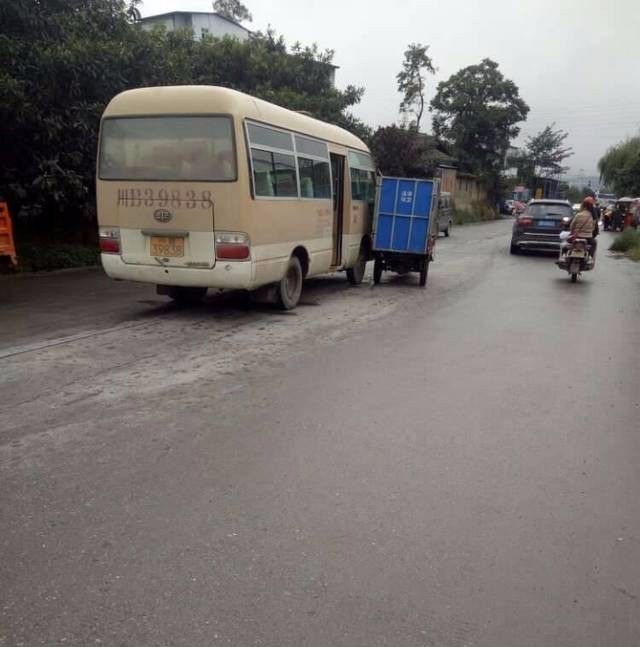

[251,149,298,197]
[348,151,376,202]
[298,158,331,199]
[247,123,299,198]
[295,135,331,199]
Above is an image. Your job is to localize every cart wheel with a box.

[373,258,383,285]
[419,258,429,287]
[571,272,578,283]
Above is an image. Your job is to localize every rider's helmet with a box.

[583,196,595,207]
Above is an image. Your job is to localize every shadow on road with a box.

[132,274,367,320]
[551,275,594,291]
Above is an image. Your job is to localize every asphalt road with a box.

[2,221,639,647]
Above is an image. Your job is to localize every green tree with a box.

[523,124,572,181]
[397,43,436,131]
[598,137,640,196]
[213,0,252,23]
[430,58,529,197]
[369,126,450,177]
[0,1,366,243]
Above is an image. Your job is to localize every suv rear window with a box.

[526,204,572,218]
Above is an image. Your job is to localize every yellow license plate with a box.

[150,236,184,258]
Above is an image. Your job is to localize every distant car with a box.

[437,192,453,237]
[510,199,573,254]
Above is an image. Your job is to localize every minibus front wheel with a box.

[277,256,303,310]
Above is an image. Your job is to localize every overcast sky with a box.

[141,0,640,177]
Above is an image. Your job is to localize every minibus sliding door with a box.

[330,153,345,267]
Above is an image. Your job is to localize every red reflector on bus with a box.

[216,243,250,260]
[99,237,120,254]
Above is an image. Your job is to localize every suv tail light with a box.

[518,216,533,226]
[99,227,120,254]
[215,232,250,260]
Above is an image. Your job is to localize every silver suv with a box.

[510,199,572,254]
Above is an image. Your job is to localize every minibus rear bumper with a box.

[101,254,253,290]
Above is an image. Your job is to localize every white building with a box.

[140,11,251,41]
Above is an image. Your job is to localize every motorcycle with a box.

[556,233,594,283]
[510,200,526,217]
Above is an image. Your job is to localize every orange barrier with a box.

[0,202,18,267]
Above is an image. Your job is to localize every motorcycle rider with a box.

[569,196,598,260]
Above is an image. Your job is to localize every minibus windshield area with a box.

[99,116,236,181]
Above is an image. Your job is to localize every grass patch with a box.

[10,243,100,273]
[452,202,499,225]
[609,229,640,261]
[627,245,640,262]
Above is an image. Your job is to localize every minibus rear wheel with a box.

[346,247,367,285]
[277,256,303,310]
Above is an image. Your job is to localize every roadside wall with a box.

[439,167,457,194]
[438,166,489,211]
[453,173,488,211]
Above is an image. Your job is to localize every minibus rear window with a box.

[99,116,236,181]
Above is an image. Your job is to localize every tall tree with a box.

[370,126,448,178]
[430,58,529,195]
[525,124,572,178]
[396,43,435,131]
[213,0,252,23]
[0,0,365,242]
[598,137,640,196]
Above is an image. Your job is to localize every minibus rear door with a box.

[117,192,215,269]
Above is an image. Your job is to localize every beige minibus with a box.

[97,85,376,309]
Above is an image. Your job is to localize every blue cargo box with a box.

[373,177,437,254]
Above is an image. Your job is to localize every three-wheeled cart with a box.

[372,176,439,287]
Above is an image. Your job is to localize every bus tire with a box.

[169,286,207,305]
[346,247,367,285]
[277,256,303,310]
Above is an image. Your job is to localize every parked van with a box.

[437,192,453,237]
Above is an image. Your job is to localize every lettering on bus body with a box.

[116,188,213,209]
[314,207,333,238]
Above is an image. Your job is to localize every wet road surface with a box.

[2,221,640,646]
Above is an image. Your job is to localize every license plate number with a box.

[150,236,184,258]
[538,220,555,228]
[570,250,585,258]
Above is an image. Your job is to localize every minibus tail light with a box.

[99,227,120,254]
[215,232,250,260]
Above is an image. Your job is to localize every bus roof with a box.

[103,85,370,153]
